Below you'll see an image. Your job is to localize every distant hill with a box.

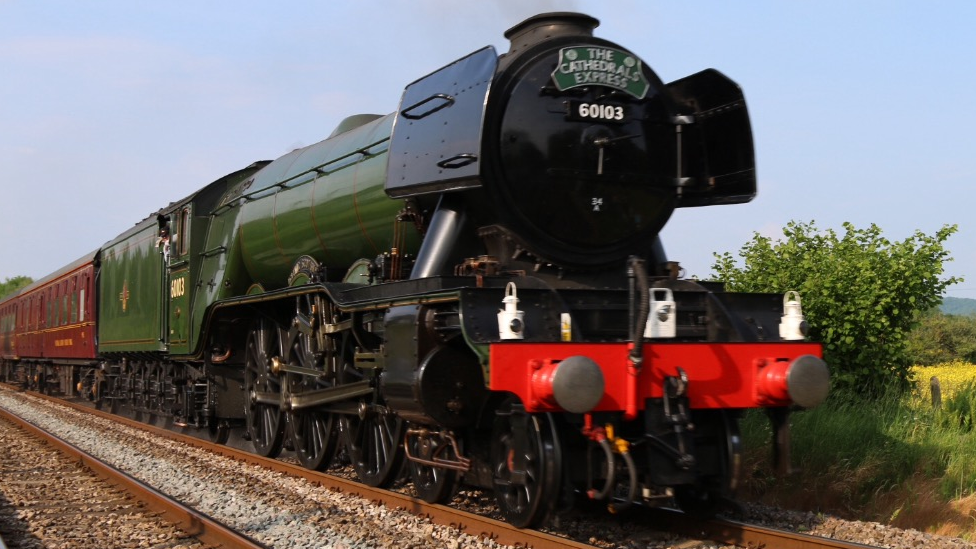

[941,297,976,316]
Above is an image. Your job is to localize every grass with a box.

[737,361,976,538]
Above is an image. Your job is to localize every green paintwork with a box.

[179,164,267,356]
[95,163,266,358]
[96,111,424,359]
[165,205,192,355]
[97,220,166,353]
[236,113,422,286]
[168,262,190,352]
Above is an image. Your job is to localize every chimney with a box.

[504,12,600,55]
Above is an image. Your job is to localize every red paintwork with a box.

[755,358,793,404]
[489,341,824,413]
[1,261,97,362]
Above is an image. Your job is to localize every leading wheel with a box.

[408,429,460,504]
[244,318,286,458]
[490,400,562,528]
[674,410,741,517]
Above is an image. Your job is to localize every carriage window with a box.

[71,279,77,324]
[80,288,85,322]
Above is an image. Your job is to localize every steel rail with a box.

[643,507,883,549]
[710,519,882,549]
[0,403,268,549]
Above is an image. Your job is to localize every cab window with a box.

[177,207,191,256]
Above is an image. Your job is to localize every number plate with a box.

[567,101,627,123]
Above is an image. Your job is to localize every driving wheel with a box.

[244,318,286,458]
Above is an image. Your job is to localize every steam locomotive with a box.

[0,12,828,527]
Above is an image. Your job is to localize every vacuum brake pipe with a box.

[626,256,650,421]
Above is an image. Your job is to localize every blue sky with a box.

[1,1,974,298]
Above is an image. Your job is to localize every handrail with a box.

[209,136,391,217]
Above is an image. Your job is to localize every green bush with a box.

[712,221,961,396]
[908,311,976,365]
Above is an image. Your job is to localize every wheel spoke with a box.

[310,420,323,452]
[373,424,386,469]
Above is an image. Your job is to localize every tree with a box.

[711,221,961,395]
[0,276,33,300]
[906,309,976,365]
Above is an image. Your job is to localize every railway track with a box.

[0,407,264,548]
[0,384,882,549]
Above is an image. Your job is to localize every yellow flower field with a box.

[912,361,976,402]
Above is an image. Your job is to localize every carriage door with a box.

[166,207,192,354]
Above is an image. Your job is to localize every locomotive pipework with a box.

[1,11,829,529]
